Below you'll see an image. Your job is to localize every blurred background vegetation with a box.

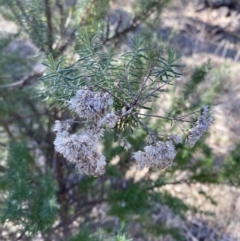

[0,0,240,240]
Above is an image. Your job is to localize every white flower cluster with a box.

[98,111,119,128]
[186,105,212,147]
[68,88,117,126]
[119,138,132,150]
[54,87,212,175]
[53,88,120,176]
[54,120,106,176]
[133,140,176,170]
[132,107,212,170]
[169,134,183,144]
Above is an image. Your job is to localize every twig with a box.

[183,225,199,241]
[138,113,192,123]
[117,81,132,100]
[56,0,65,37]
[131,49,164,107]
[0,120,14,139]
[79,0,95,26]
[115,14,122,33]
[51,198,106,232]
[103,7,154,45]
[123,64,133,95]
[44,0,54,51]
[0,72,43,89]
[131,113,153,135]
[105,16,110,40]
[119,107,133,118]
[137,80,172,106]
[16,229,26,241]
[173,120,187,137]
[0,143,6,148]
[180,110,200,118]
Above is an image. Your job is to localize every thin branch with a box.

[54,0,93,54]
[0,72,43,89]
[173,120,187,137]
[138,113,192,123]
[51,198,106,232]
[44,0,54,51]
[137,80,172,106]
[130,49,164,107]
[115,15,122,33]
[0,165,6,172]
[102,8,153,45]
[0,120,14,139]
[53,1,77,54]
[152,179,191,188]
[119,107,133,118]
[0,142,6,147]
[16,229,26,241]
[105,16,110,41]
[123,64,133,95]
[79,0,95,26]
[56,0,65,37]
[57,30,75,54]
[131,113,153,134]
[117,81,132,100]
[179,110,200,118]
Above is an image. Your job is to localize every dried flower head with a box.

[186,105,212,147]
[169,134,183,144]
[53,120,106,176]
[98,112,118,128]
[133,140,176,170]
[68,88,113,122]
[119,138,132,150]
[86,125,105,139]
[75,151,106,176]
[53,120,72,133]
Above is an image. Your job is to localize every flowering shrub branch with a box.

[41,34,213,176]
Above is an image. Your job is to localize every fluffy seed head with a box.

[186,106,212,147]
[133,140,176,170]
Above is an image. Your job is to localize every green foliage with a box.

[108,182,150,220]
[67,225,132,241]
[1,141,59,235]
[41,34,184,141]
[40,34,182,103]
[183,60,212,99]
[0,1,47,51]
[132,0,170,19]
[67,226,95,241]
[146,224,183,241]
[220,142,240,186]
